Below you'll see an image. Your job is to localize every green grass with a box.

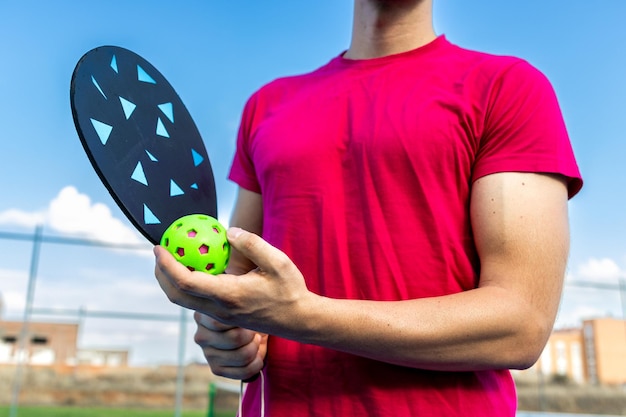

[0,406,235,417]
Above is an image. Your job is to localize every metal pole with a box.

[617,276,626,350]
[174,307,187,417]
[9,224,44,417]
[619,277,626,319]
[75,306,87,376]
[537,367,546,412]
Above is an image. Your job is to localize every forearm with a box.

[255,173,564,372]
[284,285,551,372]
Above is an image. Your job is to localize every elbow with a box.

[504,314,554,370]
[508,349,542,371]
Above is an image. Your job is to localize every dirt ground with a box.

[1,365,624,415]
[0,364,238,411]
[514,373,626,416]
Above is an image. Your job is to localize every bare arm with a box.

[155,172,569,372]
[288,172,569,370]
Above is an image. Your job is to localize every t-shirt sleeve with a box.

[228,92,262,194]
[472,60,583,198]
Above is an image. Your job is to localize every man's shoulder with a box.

[448,38,549,82]
[443,39,528,74]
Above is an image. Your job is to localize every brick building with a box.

[532,317,626,385]
[0,319,128,368]
[582,318,626,385]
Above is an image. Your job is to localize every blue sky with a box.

[1,1,625,365]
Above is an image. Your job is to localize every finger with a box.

[243,335,268,382]
[154,245,224,303]
[195,322,257,351]
[154,245,190,279]
[153,246,198,309]
[213,360,265,381]
[194,311,236,332]
[227,227,292,275]
[153,247,189,305]
[203,333,266,380]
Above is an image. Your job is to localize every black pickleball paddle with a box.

[70,46,217,245]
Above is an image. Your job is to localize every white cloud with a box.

[0,268,28,316]
[574,257,624,282]
[0,209,45,228]
[47,186,142,244]
[1,290,27,314]
[0,186,143,245]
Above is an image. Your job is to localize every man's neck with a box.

[345,0,436,59]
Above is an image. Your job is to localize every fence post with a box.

[207,382,217,417]
[9,224,44,417]
[174,307,187,417]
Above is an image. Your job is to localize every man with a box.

[154,0,583,415]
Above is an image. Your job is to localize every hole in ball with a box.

[199,244,209,254]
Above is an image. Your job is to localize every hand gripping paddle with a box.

[70,46,217,245]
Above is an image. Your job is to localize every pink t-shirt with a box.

[229,36,582,416]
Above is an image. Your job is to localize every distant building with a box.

[0,319,128,368]
[530,317,626,386]
[537,327,585,383]
[76,348,129,367]
[582,318,626,385]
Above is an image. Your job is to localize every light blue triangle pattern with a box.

[158,103,174,123]
[144,204,160,224]
[119,97,136,119]
[91,76,107,99]
[156,118,169,138]
[192,149,204,166]
[137,65,156,84]
[145,150,158,162]
[85,53,212,230]
[170,180,184,196]
[131,161,148,186]
[90,119,112,145]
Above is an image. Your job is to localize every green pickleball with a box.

[160,214,230,275]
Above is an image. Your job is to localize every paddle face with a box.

[70,46,217,245]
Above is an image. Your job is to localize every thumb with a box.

[227,227,290,275]
[154,245,190,276]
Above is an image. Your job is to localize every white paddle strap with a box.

[239,370,265,417]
